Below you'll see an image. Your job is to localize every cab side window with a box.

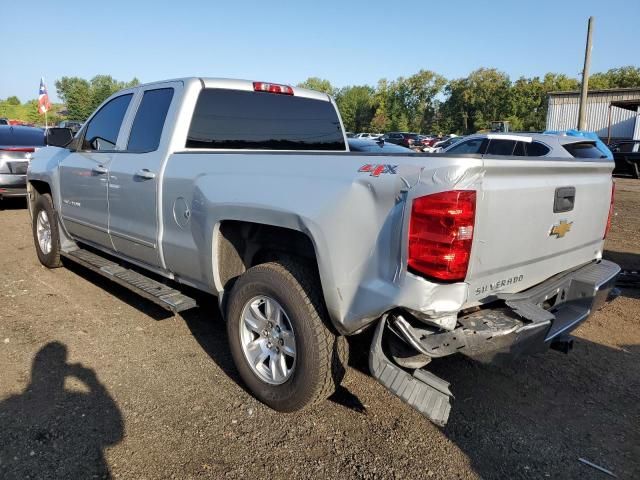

[127,88,174,153]
[526,141,551,157]
[446,138,487,154]
[486,139,516,155]
[82,94,133,151]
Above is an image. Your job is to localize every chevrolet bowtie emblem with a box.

[550,220,573,238]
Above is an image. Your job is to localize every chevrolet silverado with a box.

[27,78,619,425]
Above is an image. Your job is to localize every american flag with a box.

[38,78,51,114]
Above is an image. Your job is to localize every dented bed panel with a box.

[161,152,484,334]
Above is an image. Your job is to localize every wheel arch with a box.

[212,219,339,329]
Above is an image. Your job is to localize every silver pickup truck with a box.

[27,78,619,425]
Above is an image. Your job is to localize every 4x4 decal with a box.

[358,164,398,177]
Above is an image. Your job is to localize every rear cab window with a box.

[186,89,345,151]
[0,127,45,147]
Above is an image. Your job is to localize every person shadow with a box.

[0,342,123,479]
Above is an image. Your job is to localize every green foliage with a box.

[297,77,337,96]
[588,66,640,89]
[2,67,638,132]
[55,75,140,121]
[335,86,376,132]
[0,98,64,126]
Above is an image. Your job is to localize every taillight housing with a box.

[253,81,294,95]
[604,181,615,239]
[408,190,476,282]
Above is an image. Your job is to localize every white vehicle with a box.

[354,132,382,139]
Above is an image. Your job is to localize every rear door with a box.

[107,83,179,268]
[465,154,614,303]
[58,93,133,248]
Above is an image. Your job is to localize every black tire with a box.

[226,259,347,412]
[32,193,62,268]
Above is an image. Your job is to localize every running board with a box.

[61,248,197,313]
[369,316,452,426]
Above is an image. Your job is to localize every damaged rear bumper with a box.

[397,259,619,362]
[369,259,620,425]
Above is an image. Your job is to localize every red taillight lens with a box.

[0,147,35,152]
[408,190,476,281]
[253,81,294,95]
[604,182,615,239]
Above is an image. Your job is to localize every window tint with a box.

[562,142,607,159]
[82,94,132,150]
[186,89,345,151]
[486,139,516,155]
[127,88,174,152]
[0,127,45,146]
[526,141,550,156]
[513,141,526,156]
[446,138,487,154]
[348,140,411,152]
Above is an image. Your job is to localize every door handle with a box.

[92,165,108,175]
[135,169,156,180]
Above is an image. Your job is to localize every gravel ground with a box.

[0,179,638,479]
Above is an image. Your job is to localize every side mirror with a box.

[46,127,74,148]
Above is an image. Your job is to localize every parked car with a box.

[423,135,463,153]
[609,140,640,178]
[442,132,609,158]
[0,118,9,126]
[345,131,356,138]
[382,132,421,147]
[57,120,83,134]
[354,133,382,139]
[347,138,412,152]
[29,77,619,426]
[0,125,46,200]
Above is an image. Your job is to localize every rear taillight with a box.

[0,147,35,152]
[253,81,294,95]
[408,190,476,281]
[604,182,615,239]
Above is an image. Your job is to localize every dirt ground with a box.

[0,179,638,480]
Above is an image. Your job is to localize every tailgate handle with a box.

[554,186,575,213]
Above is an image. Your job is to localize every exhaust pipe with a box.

[550,336,574,354]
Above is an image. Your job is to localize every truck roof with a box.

[131,77,332,102]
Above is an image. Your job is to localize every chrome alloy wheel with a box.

[36,210,52,255]
[239,295,296,385]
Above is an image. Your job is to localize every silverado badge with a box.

[550,220,573,238]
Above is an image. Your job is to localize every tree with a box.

[589,66,640,89]
[296,77,336,96]
[335,86,376,132]
[5,96,20,106]
[55,75,140,120]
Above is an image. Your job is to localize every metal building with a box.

[546,87,640,142]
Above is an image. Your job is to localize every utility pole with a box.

[577,16,594,130]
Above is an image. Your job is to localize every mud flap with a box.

[369,316,452,426]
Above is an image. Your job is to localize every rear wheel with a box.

[32,193,62,268]
[226,260,346,411]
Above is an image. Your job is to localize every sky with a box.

[2,0,639,103]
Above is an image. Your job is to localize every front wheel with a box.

[226,260,347,412]
[32,193,62,268]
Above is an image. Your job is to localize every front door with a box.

[107,85,177,268]
[58,93,133,248]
